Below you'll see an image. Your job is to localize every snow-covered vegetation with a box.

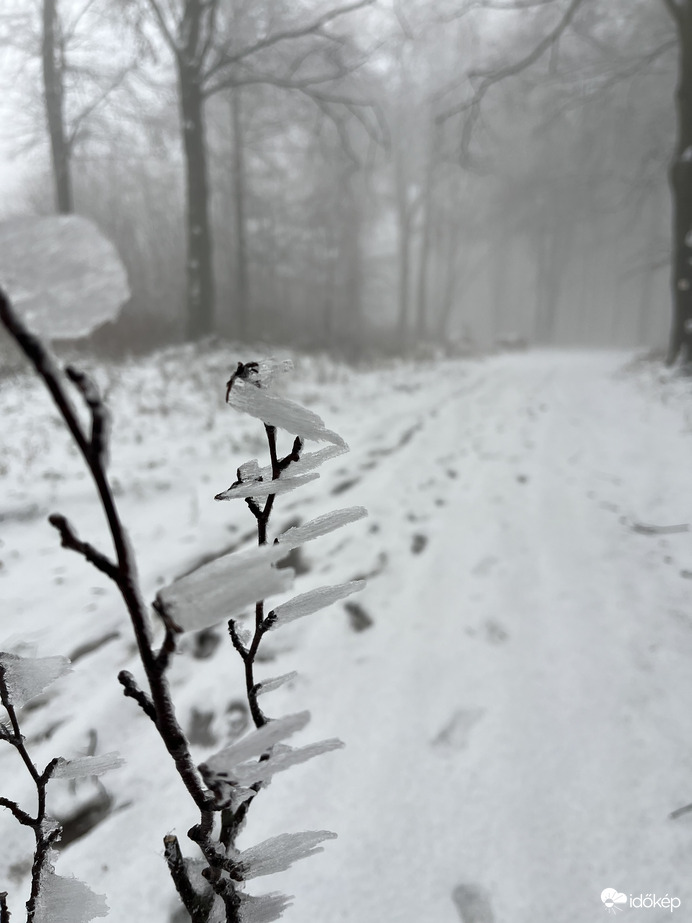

[3,332,692,921]
[0,303,377,921]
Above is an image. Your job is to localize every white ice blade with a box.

[227,381,346,447]
[256,672,298,697]
[267,581,365,630]
[52,752,124,780]
[238,891,292,923]
[0,653,71,708]
[239,831,337,879]
[34,856,108,923]
[276,508,367,551]
[215,473,319,502]
[200,712,311,781]
[252,444,348,484]
[157,545,292,633]
[284,444,348,476]
[231,739,344,787]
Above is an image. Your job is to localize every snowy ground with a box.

[2,346,692,922]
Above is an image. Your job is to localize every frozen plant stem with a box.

[0,290,233,920]
[229,425,303,730]
[0,665,60,923]
[1,291,355,923]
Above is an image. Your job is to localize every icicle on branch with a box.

[155,544,294,633]
[52,752,124,780]
[266,580,365,630]
[275,507,367,549]
[238,831,337,879]
[0,653,71,709]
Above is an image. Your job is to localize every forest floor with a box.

[2,346,692,923]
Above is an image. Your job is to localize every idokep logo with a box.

[601,890,627,914]
[601,889,682,913]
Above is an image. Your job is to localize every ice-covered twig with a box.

[163,836,215,923]
[0,289,234,912]
[0,660,101,922]
[64,365,111,466]
[238,831,337,879]
[266,580,365,630]
[116,670,156,721]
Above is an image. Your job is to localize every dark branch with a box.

[64,365,110,464]
[0,290,210,819]
[48,513,119,581]
[164,834,215,923]
[437,0,586,159]
[204,0,374,82]
[117,671,157,722]
[228,620,248,660]
[0,797,35,827]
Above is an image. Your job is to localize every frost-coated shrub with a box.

[0,292,366,923]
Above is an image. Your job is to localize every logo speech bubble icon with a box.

[601,889,627,913]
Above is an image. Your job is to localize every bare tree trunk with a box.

[534,202,570,344]
[637,192,663,345]
[42,0,73,214]
[415,141,435,342]
[666,2,692,363]
[179,63,214,339]
[230,88,249,340]
[491,229,511,344]
[395,154,411,351]
[436,225,460,343]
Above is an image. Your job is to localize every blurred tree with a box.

[124,0,377,340]
[0,0,138,216]
[662,0,692,362]
[41,0,72,212]
[435,0,677,351]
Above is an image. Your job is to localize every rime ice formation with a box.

[267,580,365,630]
[0,652,71,707]
[0,215,129,339]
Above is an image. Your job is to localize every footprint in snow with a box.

[484,619,508,645]
[411,533,428,555]
[451,883,495,923]
[472,555,497,577]
[345,600,374,632]
[432,707,485,751]
[331,476,360,496]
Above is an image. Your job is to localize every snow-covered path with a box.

[3,350,692,922]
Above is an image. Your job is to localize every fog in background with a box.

[0,0,678,357]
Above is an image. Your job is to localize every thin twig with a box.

[0,665,62,922]
[48,513,119,581]
[0,289,241,913]
[117,671,157,722]
[164,834,215,923]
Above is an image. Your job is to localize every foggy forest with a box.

[2,2,692,923]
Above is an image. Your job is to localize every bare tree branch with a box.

[439,0,561,24]
[437,0,586,159]
[117,671,157,722]
[66,66,133,148]
[204,0,374,82]
[143,0,178,53]
[48,513,120,581]
[0,797,35,827]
